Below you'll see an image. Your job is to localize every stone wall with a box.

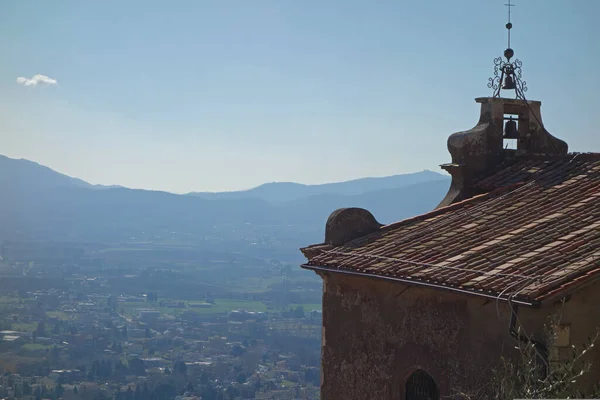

[540,280,600,391]
[319,272,600,400]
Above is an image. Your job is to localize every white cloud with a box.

[16,74,58,87]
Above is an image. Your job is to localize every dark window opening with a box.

[405,369,440,400]
[503,113,519,150]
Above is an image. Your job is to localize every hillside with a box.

[188,170,447,203]
[0,155,120,192]
[0,155,450,259]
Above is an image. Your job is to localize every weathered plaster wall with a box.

[319,272,600,400]
[320,273,513,399]
[541,280,600,392]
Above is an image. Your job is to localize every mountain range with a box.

[188,170,447,204]
[0,155,450,255]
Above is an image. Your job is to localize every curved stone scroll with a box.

[324,207,382,246]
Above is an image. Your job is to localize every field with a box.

[46,311,71,320]
[0,295,25,311]
[11,322,37,332]
[118,298,269,318]
[21,343,53,352]
[289,303,321,312]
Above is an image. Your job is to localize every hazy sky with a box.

[1,0,598,193]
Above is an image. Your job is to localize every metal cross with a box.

[505,0,515,48]
[505,0,514,23]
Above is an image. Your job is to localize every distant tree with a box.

[127,358,146,376]
[173,360,187,375]
[226,385,239,399]
[200,371,210,385]
[125,386,134,400]
[154,383,176,400]
[14,384,22,398]
[146,292,158,303]
[186,382,194,393]
[241,349,261,374]
[107,295,118,311]
[94,389,110,400]
[34,321,46,337]
[206,293,215,304]
[105,360,113,377]
[236,372,247,384]
[73,386,79,395]
[293,306,305,319]
[142,383,150,399]
[231,344,245,358]
[200,383,218,400]
[50,345,60,364]
[22,381,32,396]
[305,367,320,386]
[163,367,172,375]
[55,382,64,398]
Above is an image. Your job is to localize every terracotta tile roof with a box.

[302,153,600,306]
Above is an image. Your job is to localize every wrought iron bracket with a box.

[487,56,528,99]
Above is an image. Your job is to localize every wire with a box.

[315,181,543,286]
[340,181,537,261]
[495,278,528,320]
[516,87,562,154]
[322,250,543,282]
[506,282,550,371]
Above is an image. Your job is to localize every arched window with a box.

[405,369,440,400]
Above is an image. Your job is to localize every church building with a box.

[300,7,600,400]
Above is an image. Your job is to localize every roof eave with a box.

[301,263,541,308]
[534,270,600,305]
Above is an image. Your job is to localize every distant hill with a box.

[187,170,448,203]
[0,154,450,255]
[279,180,451,226]
[0,155,121,192]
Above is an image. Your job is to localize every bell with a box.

[504,118,518,139]
[502,75,516,90]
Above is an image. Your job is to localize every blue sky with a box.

[1,0,598,193]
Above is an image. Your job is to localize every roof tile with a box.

[303,153,600,304]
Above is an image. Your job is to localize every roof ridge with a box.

[517,152,600,161]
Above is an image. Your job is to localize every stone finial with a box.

[324,208,382,246]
